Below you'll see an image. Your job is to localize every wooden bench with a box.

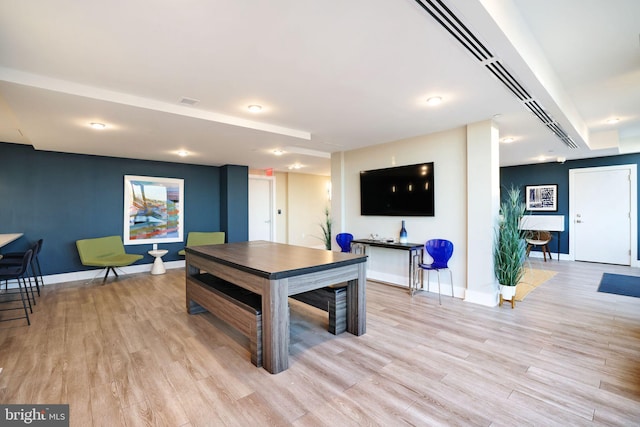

[186,273,262,367]
[290,284,347,335]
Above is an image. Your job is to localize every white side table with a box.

[148,249,169,275]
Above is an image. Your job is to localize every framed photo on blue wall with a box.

[123,175,184,245]
[525,184,557,211]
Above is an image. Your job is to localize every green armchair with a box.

[178,231,225,256]
[76,235,143,283]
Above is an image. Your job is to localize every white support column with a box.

[330,152,346,252]
[464,120,500,306]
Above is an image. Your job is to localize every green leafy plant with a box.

[494,185,527,286]
[319,207,332,250]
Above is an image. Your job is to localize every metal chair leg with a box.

[449,270,454,298]
[18,277,31,325]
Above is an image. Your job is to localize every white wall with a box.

[275,171,288,243]
[335,127,469,293]
[269,172,331,248]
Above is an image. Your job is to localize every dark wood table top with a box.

[186,240,367,279]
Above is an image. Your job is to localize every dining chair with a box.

[335,233,354,253]
[0,249,34,325]
[525,230,552,261]
[416,239,454,304]
[0,239,43,296]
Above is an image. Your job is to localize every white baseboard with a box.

[367,270,409,288]
[4,260,186,288]
[464,283,499,307]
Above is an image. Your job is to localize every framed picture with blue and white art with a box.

[525,184,557,212]
[123,175,184,245]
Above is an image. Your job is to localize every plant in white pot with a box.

[493,185,527,306]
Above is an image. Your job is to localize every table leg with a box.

[409,247,424,295]
[347,262,367,335]
[151,256,166,275]
[409,249,414,293]
[262,277,289,374]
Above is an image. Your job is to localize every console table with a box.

[351,239,424,295]
[519,215,565,261]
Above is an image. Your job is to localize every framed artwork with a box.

[525,184,557,211]
[123,175,184,245]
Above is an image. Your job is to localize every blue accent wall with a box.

[220,165,249,243]
[501,153,640,258]
[0,142,248,275]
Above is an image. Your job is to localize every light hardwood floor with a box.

[1,259,639,426]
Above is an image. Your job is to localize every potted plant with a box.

[319,207,332,250]
[493,185,527,303]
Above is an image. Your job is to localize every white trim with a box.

[4,260,186,288]
[0,67,311,141]
[464,284,499,307]
[248,174,276,241]
[569,164,637,267]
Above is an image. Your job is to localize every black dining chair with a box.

[0,249,34,325]
[0,239,43,297]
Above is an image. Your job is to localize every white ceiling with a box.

[1,0,639,176]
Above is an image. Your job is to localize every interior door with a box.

[572,167,631,265]
[248,176,274,241]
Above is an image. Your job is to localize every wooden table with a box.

[0,233,23,248]
[185,241,368,374]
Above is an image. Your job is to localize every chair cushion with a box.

[526,239,550,245]
[76,236,143,267]
[83,253,144,267]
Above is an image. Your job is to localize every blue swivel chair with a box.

[417,239,454,304]
[335,233,354,253]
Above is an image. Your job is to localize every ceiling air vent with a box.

[412,0,578,149]
[179,97,199,106]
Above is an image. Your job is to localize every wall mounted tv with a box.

[360,162,434,216]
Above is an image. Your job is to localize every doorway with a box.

[248,175,275,241]
[569,164,637,266]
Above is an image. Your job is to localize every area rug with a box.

[515,268,558,301]
[598,273,640,298]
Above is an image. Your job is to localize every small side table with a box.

[148,249,169,275]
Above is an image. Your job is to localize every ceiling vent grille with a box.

[179,97,200,106]
[412,0,578,149]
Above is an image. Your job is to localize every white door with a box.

[248,176,274,241]
[571,166,631,265]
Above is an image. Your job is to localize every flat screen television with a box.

[360,162,434,216]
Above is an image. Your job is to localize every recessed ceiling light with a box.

[426,96,442,106]
[273,149,284,156]
[502,137,514,143]
[89,122,106,130]
[247,104,262,113]
[177,150,189,157]
[606,117,619,124]
[288,163,303,170]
